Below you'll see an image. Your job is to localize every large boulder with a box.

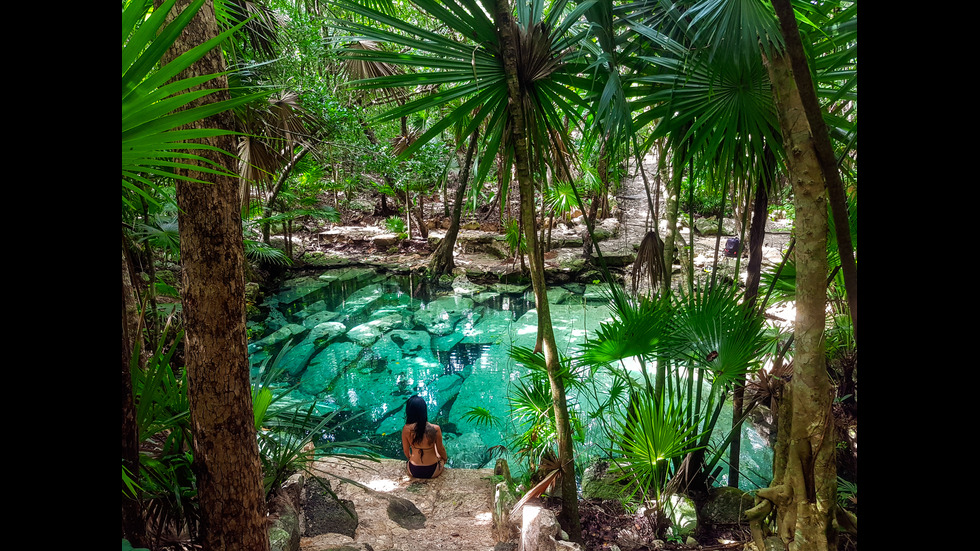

[303,478,358,539]
[700,485,756,525]
[519,503,583,551]
[694,216,736,236]
[581,461,627,501]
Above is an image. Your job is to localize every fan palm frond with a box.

[122,0,265,208]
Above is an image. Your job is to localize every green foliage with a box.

[544,181,581,220]
[837,476,857,508]
[578,283,768,500]
[129,324,200,544]
[122,0,262,207]
[507,347,585,474]
[250,341,380,498]
[462,406,500,430]
[328,0,595,193]
[609,391,704,502]
[122,539,150,551]
[244,238,293,266]
[678,176,728,218]
[133,208,180,262]
[385,215,406,233]
[505,219,527,257]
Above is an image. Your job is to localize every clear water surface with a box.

[247,266,772,490]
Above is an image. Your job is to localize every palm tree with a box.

[619,1,856,548]
[328,0,599,537]
[123,0,270,548]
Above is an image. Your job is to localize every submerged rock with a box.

[413,295,475,336]
[300,342,363,394]
[452,274,487,295]
[302,310,341,328]
[340,284,385,317]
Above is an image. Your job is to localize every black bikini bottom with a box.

[408,461,438,478]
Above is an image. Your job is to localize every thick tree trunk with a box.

[771,0,857,342]
[165,1,270,549]
[759,49,836,551]
[494,2,580,540]
[430,128,479,275]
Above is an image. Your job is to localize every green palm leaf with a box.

[667,285,766,385]
[122,0,265,207]
[328,0,592,188]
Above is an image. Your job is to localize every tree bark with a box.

[771,0,857,342]
[763,48,836,551]
[121,234,147,548]
[430,128,479,275]
[661,148,683,295]
[493,1,580,540]
[165,1,270,549]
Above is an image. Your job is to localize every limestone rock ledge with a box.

[301,457,497,551]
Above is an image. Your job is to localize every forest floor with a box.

[273,151,795,293]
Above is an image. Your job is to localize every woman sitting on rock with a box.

[402,395,448,479]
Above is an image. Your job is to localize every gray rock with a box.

[340,284,385,317]
[387,330,433,356]
[452,274,487,295]
[303,478,358,538]
[386,496,426,529]
[413,295,475,336]
[700,485,755,525]
[519,505,584,551]
[581,461,628,501]
[600,247,637,267]
[302,310,341,328]
[307,321,348,346]
[694,217,736,236]
[300,342,362,394]
[279,340,318,376]
[664,494,697,537]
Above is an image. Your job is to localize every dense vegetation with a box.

[122,0,856,549]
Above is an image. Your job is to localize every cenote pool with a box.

[247,266,772,491]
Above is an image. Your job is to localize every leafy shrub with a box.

[505,218,527,256]
[385,215,406,233]
[679,176,730,217]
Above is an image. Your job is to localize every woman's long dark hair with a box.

[405,395,428,445]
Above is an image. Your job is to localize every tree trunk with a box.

[262,144,310,243]
[729,145,775,488]
[759,48,836,551]
[430,128,479,275]
[661,149,683,295]
[165,1,270,549]
[771,0,857,343]
[121,234,147,548]
[494,2,580,540]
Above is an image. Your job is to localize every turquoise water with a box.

[247,266,772,490]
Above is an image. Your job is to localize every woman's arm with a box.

[434,425,448,464]
[401,426,412,460]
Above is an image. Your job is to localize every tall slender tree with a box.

[328,0,594,537]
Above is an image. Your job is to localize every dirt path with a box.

[301,458,498,551]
